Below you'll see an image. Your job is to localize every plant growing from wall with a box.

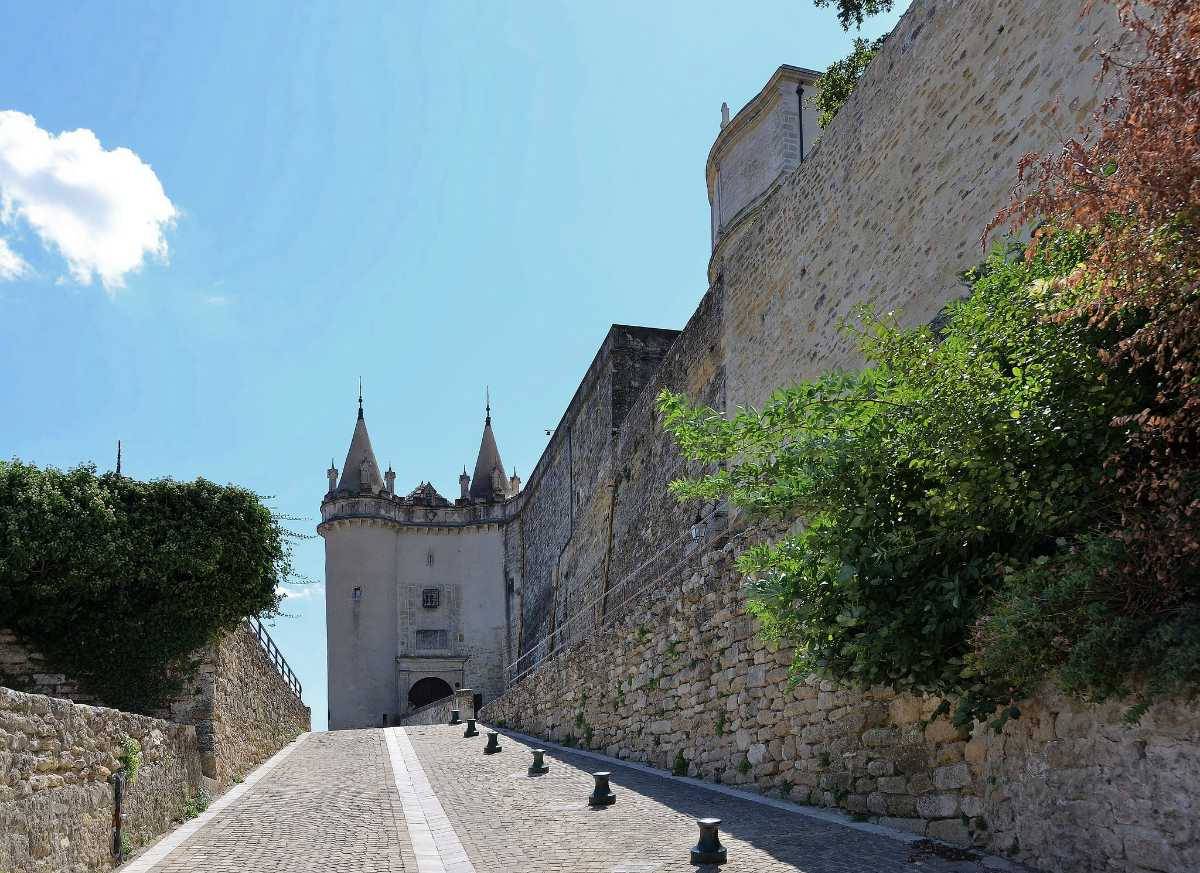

[813,0,893,30]
[119,736,142,785]
[672,750,689,776]
[0,462,292,714]
[814,36,886,128]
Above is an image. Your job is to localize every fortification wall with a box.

[484,537,1200,873]
[0,686,204,872]
[718,0,1123,410]
[484,1,1200,870]
[509,325,678,660]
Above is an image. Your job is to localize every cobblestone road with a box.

[407,725,991,873]
[129,726,1006,873]
[129,730,415,873]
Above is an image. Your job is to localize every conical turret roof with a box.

[469,405,508,502]
[337,401,384,494]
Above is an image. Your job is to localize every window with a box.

[352,587,362,602]
[415,629,448,651]
[426,551,434,566]
[422,588,440,609]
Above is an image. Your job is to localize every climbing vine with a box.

[0,461,291,714]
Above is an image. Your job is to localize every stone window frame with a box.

[415,629,448,651]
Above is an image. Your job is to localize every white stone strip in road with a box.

[120,732,310,872]
[489,725,1023,871]
[385,727,477,873]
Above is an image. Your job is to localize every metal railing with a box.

[504,506,752,688]
[247,617,303,699]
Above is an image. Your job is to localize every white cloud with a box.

[203,294,231,306]
[276,584,321,601]
[0,237,27,279]
[0,110,178,291]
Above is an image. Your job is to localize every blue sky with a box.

[0,1,898,730]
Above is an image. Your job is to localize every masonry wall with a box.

[483,1,1200,870]
[717,0,1124,410]
[398,689,476,727]
[166,624,310,787]
[0,686,204,873]
[484,538,1200,873]
[509,325,679,661]
[2,624,310,789]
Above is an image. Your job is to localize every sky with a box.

[0,1,899,730]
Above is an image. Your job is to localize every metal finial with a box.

[485,386,491,424]
[358,378,363,420]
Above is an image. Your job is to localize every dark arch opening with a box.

[408,676,453,710]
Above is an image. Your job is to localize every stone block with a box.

[932,762,971,790]
[916,794,958,819]
[927,818,971,845]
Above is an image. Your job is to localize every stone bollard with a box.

[690,818,727,865]
[588,771,616,807]
[449,709,461,725]
[528,749,549,776]
[483,731,502,754]
[463,718,478,738]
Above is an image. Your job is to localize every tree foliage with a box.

[0,461,289,713]
[813,0,893,31]
[814,36,885,129]
[660,233,1171,724]
[989,0,1200,597]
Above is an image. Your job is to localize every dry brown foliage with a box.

[988,0,1200,599]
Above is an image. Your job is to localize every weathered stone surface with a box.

[0,686,203,873]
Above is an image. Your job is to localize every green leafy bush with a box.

[0,462,289,713]
[658,232,1198,724]
[813,0,894,31]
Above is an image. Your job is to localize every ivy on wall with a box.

[0,462,290,714]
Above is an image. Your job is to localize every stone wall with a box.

[483,537,1200,873]
[717,0,1125,410]
[398,689,476,727]
[2,623,310,789]
[507,325,679,659]
[0,686,204,873]
[167,623,310,787]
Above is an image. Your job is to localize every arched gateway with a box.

[407,676,453,710]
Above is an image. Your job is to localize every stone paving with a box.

[406,725,995,873]
[133,730,415,872]
[129,725,1008,873]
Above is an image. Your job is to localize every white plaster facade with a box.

[319,400,519,730]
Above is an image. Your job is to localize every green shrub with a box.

[659,232,1188,724]
[119,736,142,784]
[0,462,291,713]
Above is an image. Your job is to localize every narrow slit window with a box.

[352,586,363,602]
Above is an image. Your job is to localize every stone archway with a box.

[407,676,453,710]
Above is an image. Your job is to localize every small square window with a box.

[422,588,440,609]
[352,587,363,602]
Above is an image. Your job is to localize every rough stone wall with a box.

[2,624,310,789]
[509,325,679,659]
[0,630,94,704]
[0,686,203,873]
[718,0,1124,410]
[398,689,476,727]
[167,624,310,787]
[483,538,1200,873]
